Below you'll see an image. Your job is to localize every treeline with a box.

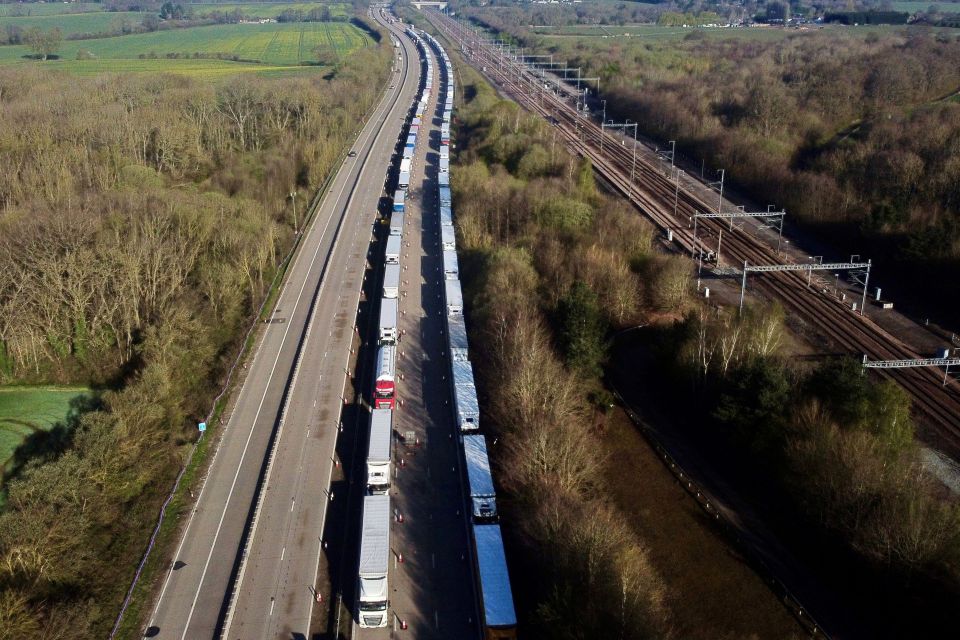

[448,48,704,637]
[455,0,664,32]
[0,28,392,637]
[824,10,909,23]
[660,305,960,631]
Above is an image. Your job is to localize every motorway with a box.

[145,18,420,640]
[354,25,479,639]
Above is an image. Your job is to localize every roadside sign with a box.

[198,422,206,433]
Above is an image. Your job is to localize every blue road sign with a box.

[198,422,207,432]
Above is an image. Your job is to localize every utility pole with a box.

[716,168,725,218]
[600,99,607,153]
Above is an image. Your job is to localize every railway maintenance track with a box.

[427,11,960,458]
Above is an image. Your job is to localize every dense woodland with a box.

[463,6,960,316]
[662,304,960,631]
[0,20,391,637]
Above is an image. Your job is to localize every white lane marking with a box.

[180,111,360,640]
[224,39,411,639]
[306,16,422,636]
[270,599,276,616]
[281,547,286,562]
[290,500,296,512]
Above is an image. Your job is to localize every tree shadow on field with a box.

[4,391,102,483]
[21,54,62,61]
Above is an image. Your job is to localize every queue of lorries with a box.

[356,18,517,639]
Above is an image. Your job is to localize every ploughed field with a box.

[0,18,373,76]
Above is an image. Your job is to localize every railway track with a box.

[428,12,960,457]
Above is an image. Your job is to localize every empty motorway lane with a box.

[145,27,420,640]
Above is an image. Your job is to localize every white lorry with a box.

[357,494,390,628]
[366,409,393,493]
[383,263,400,299]
[463,434,497,521]
[378,297,398,344]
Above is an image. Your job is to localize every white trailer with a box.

[454,381,480,431]
[442,250,459,280]
[389,212,404,237]
[440,145,450,161]
[366,409,393,493]
[383,263,400,299]
[398,171,410,189]
[453,359,475,389]
[463,434,497,521]
[439,157,450,174]
[385,235,401,265]
[438,172,450,188]
[399,158,411,175]
[440,206,453,227]
[446,314,469,362]
[445,279,463,316]
[439,186,452,208]
[472,524,517,635]
[357,495,390,628]
[378,297,398,344]
[441,224,456,251]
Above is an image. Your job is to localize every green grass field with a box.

[0,386,88,474]
[188,2,351,18]
[0,11,147,36]
[0,20,373,75]
[0,2,104,16]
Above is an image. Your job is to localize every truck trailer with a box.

[446,314,469,362]
[378,297,398,344]
[463,434,497,521]
[393,190,405,213]
[441,225,456,251]
[366,409,393,493]
[383,263,400,299]
[440,206,453,227]
[374,344,396,409]
[389,212,404,238]
[454,381,480,431]
[385,235,401,265]
[357,495,391,628]
[445,279,463,316]
[442,250,459,280]
[472,524,517,639]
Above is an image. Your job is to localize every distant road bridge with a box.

[410,1,448,9]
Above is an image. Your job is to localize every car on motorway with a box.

[348,150,358,157]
